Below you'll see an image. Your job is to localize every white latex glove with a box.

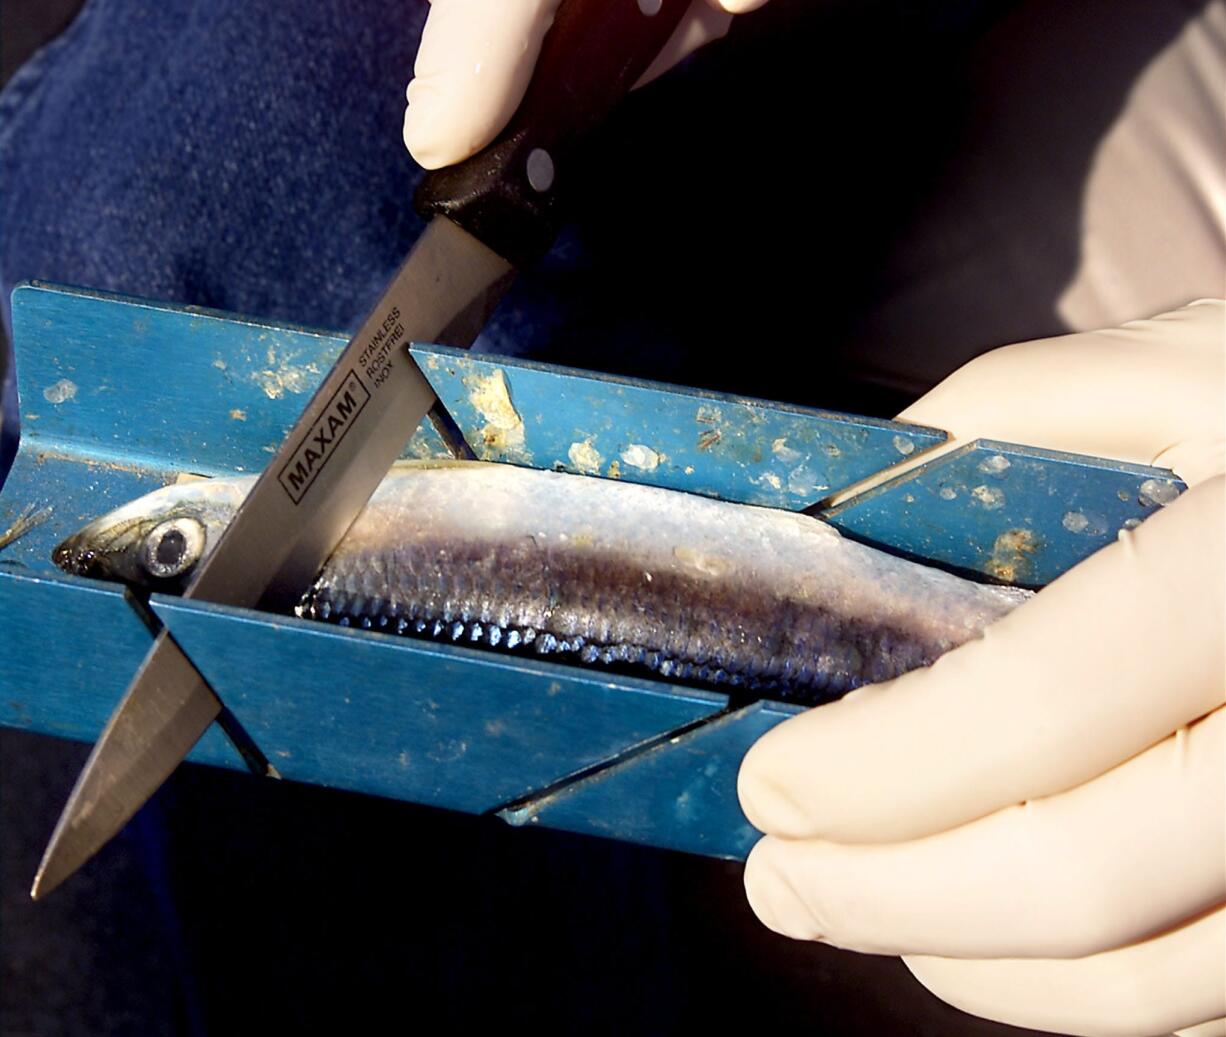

[403,0,767,170]
[738,299,1226,1037]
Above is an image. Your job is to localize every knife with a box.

[32,0,693,899]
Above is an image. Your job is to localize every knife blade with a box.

[33,0,693,899]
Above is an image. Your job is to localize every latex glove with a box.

[738,299,1226,1037]
[403,0,766,170]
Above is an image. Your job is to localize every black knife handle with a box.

[414,0,691,268]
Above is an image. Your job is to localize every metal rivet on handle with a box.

[526,148,555,193]
[638,0,662,14]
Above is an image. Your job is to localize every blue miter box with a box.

[0,284,1183,860]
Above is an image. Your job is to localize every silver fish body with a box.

[54,461,1030,703]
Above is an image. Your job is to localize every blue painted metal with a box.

[9,282,452,478]
[151,597,725,814]
[500,701,804,861]
[0,282,1190,862]
[0,571,243,769]
[410,343,946,507]
[821,439,1186,587]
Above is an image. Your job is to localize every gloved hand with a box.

[738,300,1226,1037]
[402,0,766,170]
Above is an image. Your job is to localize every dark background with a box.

[0,1,1204,1033]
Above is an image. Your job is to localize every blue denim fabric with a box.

[0,0,435,333]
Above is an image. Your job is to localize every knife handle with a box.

[413,0,691,268]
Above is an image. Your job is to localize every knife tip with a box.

[30,808,96,901]
[29,851,67,901]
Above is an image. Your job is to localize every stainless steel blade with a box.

[31,631,222,898]
[32,218,515,898]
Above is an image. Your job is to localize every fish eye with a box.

[141,518,206,580]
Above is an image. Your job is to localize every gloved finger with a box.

[404,0,760,171]
[712,0,771,12]
[902,904,1226,1037]
[404,0,562,170]
[898,298,1225,488]
[742,706,1224,958]
[738,476,1224,844]
[635,1,733,89]
[1177,1020,1226,1037]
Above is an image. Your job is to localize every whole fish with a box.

[53,461,1030,704]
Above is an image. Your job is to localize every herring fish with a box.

[53,461,1030,704]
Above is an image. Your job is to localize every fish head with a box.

[52,477,252,591]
